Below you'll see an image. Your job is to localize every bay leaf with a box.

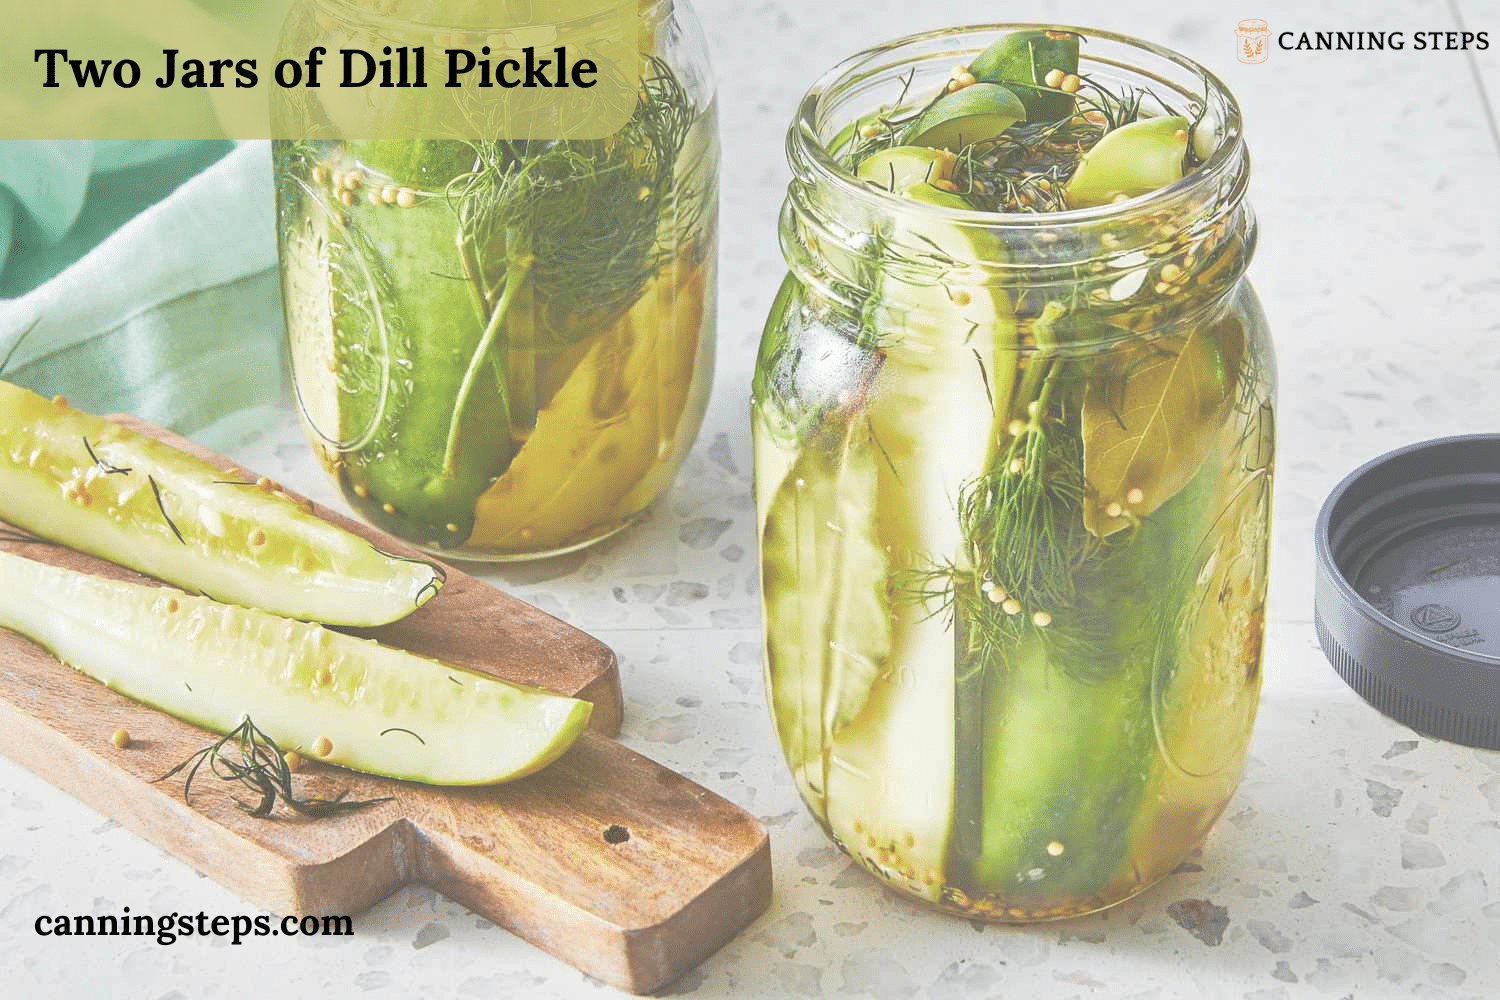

[1082,315,1246,537]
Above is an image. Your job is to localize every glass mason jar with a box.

[753,25,1275,919]
[273,0,718,559]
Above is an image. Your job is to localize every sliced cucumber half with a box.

[0,379,442,627]
[0,551,591,785]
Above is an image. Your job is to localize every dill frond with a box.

[155,717,391,820]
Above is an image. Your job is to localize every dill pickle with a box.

[855,146,957,191]
[1065,116,1191,208]
[903,83,1026,151]
[967,29,1080,122]
[759,416,889,816]
[0,551,590,785]
[819,210,1015,902]
[0,380,442,627]
[964,457,1220,907]
[311,143,514,548]
[750,275,804,536]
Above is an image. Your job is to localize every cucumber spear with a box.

[0,380,442,628]
[0,551,591,786]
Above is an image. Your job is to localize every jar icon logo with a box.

[1237,19,1270,64]
[1411,603,1461,634]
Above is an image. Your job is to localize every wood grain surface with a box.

[0,419,771,994]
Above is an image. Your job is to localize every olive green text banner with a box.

[6,1,638,140]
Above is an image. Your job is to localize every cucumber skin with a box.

[0,381,442,628]
[316,167,514,548]
[965,455,1222,906]
[0,551,591,786]
[968,30,1080,123]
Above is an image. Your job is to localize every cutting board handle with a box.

[264,734,771,991]
[401,733,772,991]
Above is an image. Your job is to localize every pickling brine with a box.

[755,25,1274,919]
[273,1,718,559]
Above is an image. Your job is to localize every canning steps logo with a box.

[1237,19,1270,63]
[1411,603,1462,634]
[1238,24,1489,59]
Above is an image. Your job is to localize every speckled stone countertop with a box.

[6,0,1500,997]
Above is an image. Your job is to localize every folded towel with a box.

[0,140,286,444]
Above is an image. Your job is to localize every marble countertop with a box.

[7,0,1500,997]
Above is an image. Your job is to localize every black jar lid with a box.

[1314,434,1500,749]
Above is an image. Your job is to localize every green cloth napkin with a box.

[0,140,287,445]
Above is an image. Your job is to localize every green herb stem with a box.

[442,256,530,479]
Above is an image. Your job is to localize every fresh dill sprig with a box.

[155,717,392,820]
[450,54,700,347]
[435,53,702,472]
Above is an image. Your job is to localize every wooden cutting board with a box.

[0,418,771,994]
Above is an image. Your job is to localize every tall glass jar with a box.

[754,25,1274,919]
[273,0,718,559]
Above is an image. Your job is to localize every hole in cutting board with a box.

[603,824,630,845]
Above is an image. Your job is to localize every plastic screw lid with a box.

[1314,435,1500,749]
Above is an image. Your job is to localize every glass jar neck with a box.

[781,24,1255,345]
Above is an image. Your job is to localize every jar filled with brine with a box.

[273,0,718,559]
[754,25,1274,919]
